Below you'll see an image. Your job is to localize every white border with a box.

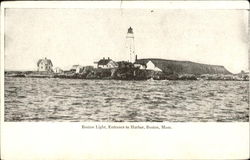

[1,1,249,159]
[1,1,249,9]
[1,3,5,123]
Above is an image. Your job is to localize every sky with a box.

[4,8,249,73]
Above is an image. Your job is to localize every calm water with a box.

[4,77,249,122]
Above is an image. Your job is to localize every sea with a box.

[4,77,249,122]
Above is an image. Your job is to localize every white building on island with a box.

[53,67,63,74]
[97,57,118,69]
[134,60,162,72]
[146,61,162,72]
[37,57,53,72]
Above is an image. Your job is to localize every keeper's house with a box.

[97,57,118,69]
[37,57,53,72]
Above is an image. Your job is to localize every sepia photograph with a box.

[1,1,249,160]
[3,5,249,122]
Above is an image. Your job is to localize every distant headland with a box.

[5,27,249,81]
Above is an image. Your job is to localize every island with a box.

[4,27,249,81]
[5,57,249,81]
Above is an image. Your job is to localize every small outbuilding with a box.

[76,66,84,73]
[134,62,146,70]
[70,65,80,72]
[53,67,63,74]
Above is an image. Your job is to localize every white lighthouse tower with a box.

[126,27,136,63]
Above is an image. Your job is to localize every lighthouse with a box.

[126,27,136,63]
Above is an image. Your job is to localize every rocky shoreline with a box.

[5,68,249,81]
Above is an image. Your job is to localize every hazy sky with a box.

[4,8,248,73]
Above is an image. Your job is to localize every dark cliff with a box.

[136,58,231,75]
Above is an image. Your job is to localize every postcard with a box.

[1,1,249,159]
